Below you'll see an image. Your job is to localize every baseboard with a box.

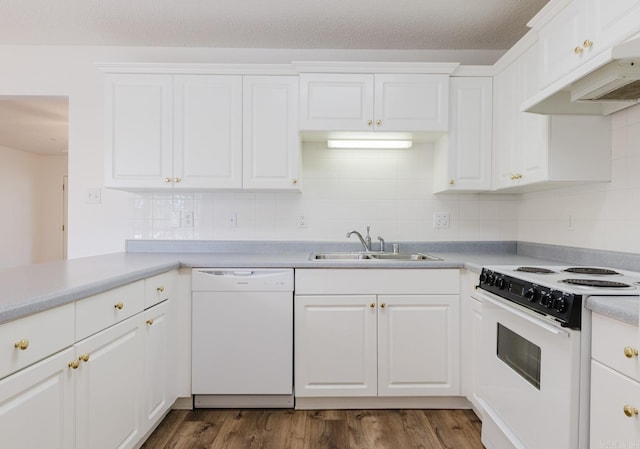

[295,396,472,410]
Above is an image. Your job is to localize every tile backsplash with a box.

[130,142,519,242]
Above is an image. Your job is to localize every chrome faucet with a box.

[377,236,385,252]
[347,226,372,252]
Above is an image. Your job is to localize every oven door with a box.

[474,289,582,449]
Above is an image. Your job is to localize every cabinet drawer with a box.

[0,303,74,379]
[295,269,459,295]
[590,359,640,447]
[76,281,145,341]
[144,271,176,308]
[592,313,640,382]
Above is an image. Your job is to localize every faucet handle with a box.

[377,236,385,252]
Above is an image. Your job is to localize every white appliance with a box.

[473,265,640,449]
[191,268,294,408]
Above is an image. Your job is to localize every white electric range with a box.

[472,265,640,449]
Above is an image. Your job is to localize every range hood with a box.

[523,37,640,115]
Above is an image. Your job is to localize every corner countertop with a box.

[586,296,639,326]
[0,242,637,326]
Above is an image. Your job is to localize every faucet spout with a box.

[347,230,370,252]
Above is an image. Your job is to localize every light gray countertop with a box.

[0,242,636,326]
[587,296,639,326]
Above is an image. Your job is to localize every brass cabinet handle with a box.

[370,303,375,308]
[164,177,171,183]
[68,360,80,369]
[574,46,584,55]
[173,177,181,183]
[449,179,455,185]
[624,346,639,358]
[380,303,386,308]
[624,405,639,417]
[292,179,298,185]
[114,302,124,310]
[78,353,90,362]
[156,286,164,293]
[376,120,382,126]
[146,319,154,326]
[14,339,29,351]
[367,120,373,126]
[583,39,593,48]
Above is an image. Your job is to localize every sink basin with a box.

[310,252,441,261]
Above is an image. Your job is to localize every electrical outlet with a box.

[86,188,101,204]
[433,212,450,228]
[183,210,194,227]
[298,214,308,228]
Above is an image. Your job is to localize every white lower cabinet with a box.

[590,313,640,447]
[294,269,460,399]
[0,347,75,449]
[142,300,170,431]
[75,315,145,449]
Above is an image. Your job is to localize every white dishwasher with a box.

[191,268,294,408]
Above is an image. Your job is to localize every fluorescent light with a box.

[327,139,413,149]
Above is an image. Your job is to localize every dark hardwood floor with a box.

[141,408,484,449]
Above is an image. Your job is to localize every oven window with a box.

[497,323,541,390]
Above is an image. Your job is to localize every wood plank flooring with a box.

[141,408,484,449]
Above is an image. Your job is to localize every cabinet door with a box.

[143,301,171,433]
[299,73,374,131]
[0,348,75,449]
[75,316,145,449]
[242,76,300,190]
[538,0,588,88]
[493,61,521,189]
[294,295,377,397]
[439,77,492,191]
[374,74,448,132]
[590,360,640,448]
[104,74,173,189]
[173,75,243,189]
[377,295,460,396]
[588,0,640,56]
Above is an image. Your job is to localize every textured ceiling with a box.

[0,0,549,50]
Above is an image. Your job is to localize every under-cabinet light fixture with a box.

[327,139,413,149]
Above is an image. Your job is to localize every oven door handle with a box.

[474,291,570,338]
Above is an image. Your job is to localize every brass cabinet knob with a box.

[146,319,154,326]
[156,286,164,293]
[376,120,382,126]
[367,120,373,126]
[114,302,124,310]
[449,179,455,185]
[624,346,639,358]
[164,178,171,183]
[370,303,375,308]
[380,303,386,308]
[583,39,593,48]
[14,339,29,351]
[574,46,584,55]
[68,360,80,370]
[292,179,298,185]
[78,353,90,362]
[173,177,181,183]
[624,405,639,417]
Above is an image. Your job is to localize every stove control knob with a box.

[541,293,554,308]
[486,274,495,286]
[554,297,568,313]
[479,272,487,283]
[524,287,539,302]
[496,277,507,290]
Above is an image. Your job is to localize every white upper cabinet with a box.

[537,0,640,89]
[299,73,448,132]
[434,76,493,192]
[242,76,300,190]
[104,74,174,190]
[104,69,300,191]
[173,75,243,189]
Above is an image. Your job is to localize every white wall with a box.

[0,145,67,269]
[130,142,519,242]
[517,103,640,253]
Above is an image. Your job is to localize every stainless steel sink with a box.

[309,252,441,261]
